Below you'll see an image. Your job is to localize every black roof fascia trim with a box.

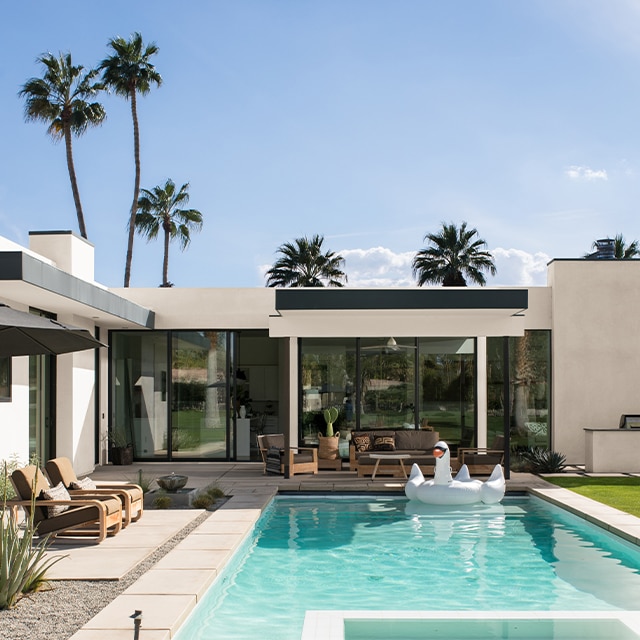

[0,252,154,328]
[275,288,528,311]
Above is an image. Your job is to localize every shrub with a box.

[0,455,21,500]
[153,494,172,509]
[129,468,154,494]
[520,447,567,473]
[190,494,214,509]
[1,463,66,609]
[202,483,225,500]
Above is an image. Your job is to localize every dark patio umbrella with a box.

[0,304,106,356]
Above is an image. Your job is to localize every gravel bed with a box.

[0,510,212,640]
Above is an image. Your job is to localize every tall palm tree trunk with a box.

[162,221,171,287]
[63,123,88,239]
[124,89,141,287]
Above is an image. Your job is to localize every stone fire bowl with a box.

[156,474,189,492]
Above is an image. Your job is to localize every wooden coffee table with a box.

[369,453,411,479]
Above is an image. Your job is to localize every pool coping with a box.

[68,478,640,639]
[301,610,640,640]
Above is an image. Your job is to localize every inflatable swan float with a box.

[405,440,505,505]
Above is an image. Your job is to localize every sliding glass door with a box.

[111,330,236,460]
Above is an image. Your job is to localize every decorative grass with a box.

[544,476,640,518]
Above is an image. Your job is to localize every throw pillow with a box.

[40,482,71,518]
[70,476,97,490]
[266,446,283,475]
[373,435,396,451]
[352,434,372,452]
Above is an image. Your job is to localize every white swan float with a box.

[405,440,505,505]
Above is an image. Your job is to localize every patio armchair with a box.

[9,464,123,543]
[45,456,143,527]
[457,435,505,475]
[257,434,318,477]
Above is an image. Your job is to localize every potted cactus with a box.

[323,406,338,437]
[318,407,340,460]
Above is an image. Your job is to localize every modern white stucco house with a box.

[0,230,638,477]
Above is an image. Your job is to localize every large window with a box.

[172,331,230,459]
[418,338,475,451]
[112,330,232,460]
[360,338,416,430]
[300,338,356,442]
[487,331,551,451]
[299,337,476,452]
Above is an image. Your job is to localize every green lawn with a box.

[544,476,640,518]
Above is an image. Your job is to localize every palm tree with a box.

[135,179,203,287]
[19,52,105,239]
[412,221,497,286]
[100,32,162,287]
[586,234,639,259]
[265,235,348,287]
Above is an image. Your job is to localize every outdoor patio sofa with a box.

[45,456,143,527]
[10,464,123,543]
[350,429,449,477]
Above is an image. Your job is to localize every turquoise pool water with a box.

[174,496,640,640]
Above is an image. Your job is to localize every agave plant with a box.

[519,447,567,473]
[0,463,66,609]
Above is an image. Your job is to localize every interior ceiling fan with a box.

[360,337,417,353]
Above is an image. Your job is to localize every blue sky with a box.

[1,1,639,288]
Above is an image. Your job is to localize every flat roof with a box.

[0,251,154,328]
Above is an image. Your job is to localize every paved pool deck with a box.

[45,463,640,640]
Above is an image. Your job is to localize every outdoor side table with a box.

[369,453,411,479]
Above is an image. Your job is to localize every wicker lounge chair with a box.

[45,456,143,527]
[257,434,318,476]
[10,464,122,543]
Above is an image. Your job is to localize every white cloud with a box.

[565,165,608,181]
[489,248,550,286]
[340,247,416,287]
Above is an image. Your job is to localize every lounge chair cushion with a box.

[261,434,285,450]
[40,482,71,518]
[70,476,97,490]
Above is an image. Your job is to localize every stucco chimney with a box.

[28,230,95,281]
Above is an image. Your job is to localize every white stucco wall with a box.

[112,288,275,330]
[548,259,640,465]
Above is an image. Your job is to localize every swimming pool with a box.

[174,495,640,640]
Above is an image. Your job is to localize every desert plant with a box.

[130,468,154,493]
[153,494,172,509]
[0,463,66,609]
[190,494,214,509]
[0,455,21,500]
[520,447,567,473]
[202,483,225,500]
[109,427,131,448]
[323,407,339,437]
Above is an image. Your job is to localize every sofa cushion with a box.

[352,433,372,452]
[373,435,396,451]
[394,430,440,451]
